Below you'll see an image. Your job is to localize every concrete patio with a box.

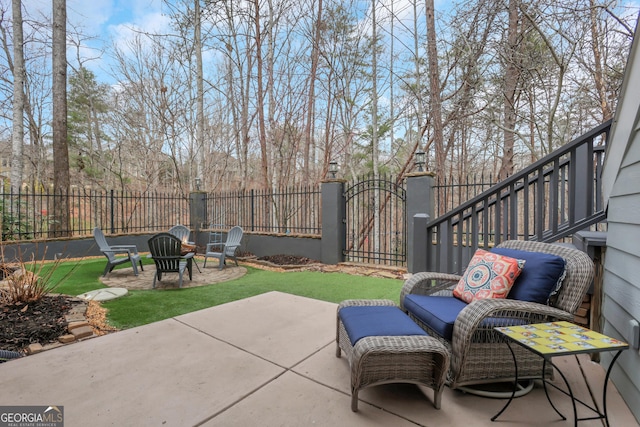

[0,291,637,426]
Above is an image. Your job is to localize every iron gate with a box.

[344,174,406,266]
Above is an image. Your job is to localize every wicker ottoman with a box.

[336,299,450,412]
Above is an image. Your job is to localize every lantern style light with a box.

[194,177,202,191]
[415,151,426,172]
[329,161,338,178]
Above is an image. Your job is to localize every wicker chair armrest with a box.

[400,272,462,309]
[451,298,573,370]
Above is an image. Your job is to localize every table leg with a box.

[602,350,624,427]
[491,341,518,422]
[541,358,567,420]
[543,351,623,426]
[192,256,202,273]
[546,359,575,425]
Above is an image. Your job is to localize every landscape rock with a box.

[58,334,76,344]
[70,326,94,340]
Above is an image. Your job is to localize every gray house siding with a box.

[601,20,640,422]
[603,205,640,422]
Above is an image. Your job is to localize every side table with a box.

[492,321,628,426]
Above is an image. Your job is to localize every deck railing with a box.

[425,120,611,274]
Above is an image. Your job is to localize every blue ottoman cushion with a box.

[339,306,428,346]
[403,295,468,340]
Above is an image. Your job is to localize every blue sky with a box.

[24,0,169,83]
[68,0,169,82]
[21,0,451,85]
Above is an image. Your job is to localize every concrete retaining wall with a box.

[1,232,321,263]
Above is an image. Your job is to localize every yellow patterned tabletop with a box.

[495,321,629,356]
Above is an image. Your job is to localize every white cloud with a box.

[106,0,172,49]
[68,0,116,29]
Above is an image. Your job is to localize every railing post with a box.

[406,172,436,273]
[321,178,346,265]
[573,142,592,222]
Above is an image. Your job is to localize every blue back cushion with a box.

[403,295,467,340]
[338,306,427,346]
[491,247,566,304]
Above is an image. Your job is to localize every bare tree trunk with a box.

[371,1,378,178]
[303,0,322,186]
[266,0,276,191]
[498,0,520,181]
[389,0,394,167]
[194,0,205,187]
[413,0,422,144]
[518,3,569,155]
[220,0,250,190]
[371,0,380,254]
[425,0,444,175]
[589,0,612,121]
[51,0,70,236]
[253,0,270,188]
[10,0,24,194]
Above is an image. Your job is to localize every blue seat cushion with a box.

[403,295,467,341]
[491,247,566,304]
[339,306,428,346]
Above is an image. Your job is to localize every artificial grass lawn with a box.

[49,258,404,330]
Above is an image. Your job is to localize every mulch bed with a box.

[0,295,74,353]
[257,254,320,265]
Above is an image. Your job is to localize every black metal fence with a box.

[3,165,570,271]
[0,174,518,250]
[0,188,190,241]
[204,185,322,235]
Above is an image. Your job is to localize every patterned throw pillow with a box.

[453,249,525,303]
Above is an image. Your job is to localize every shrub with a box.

[0,251,79,305]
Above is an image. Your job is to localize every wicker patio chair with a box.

[93,227,143,277]
[399,240,595,393]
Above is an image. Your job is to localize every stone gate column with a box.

[406,172,436,273]
[190,190,207,248]
[321,179,346,265]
